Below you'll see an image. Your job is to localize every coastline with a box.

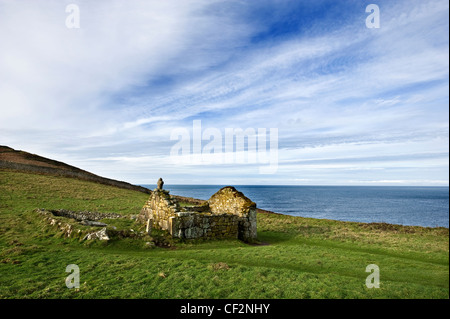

[172,194,449,231]
[164,185,449,229]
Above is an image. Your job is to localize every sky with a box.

[0,0,448,186]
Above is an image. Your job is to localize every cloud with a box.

[0,0,448,185]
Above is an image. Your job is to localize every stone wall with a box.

[169,212,239,239]
[37,209,142,241]
[139,190,178,230]
[209,187,254,216]
[208,187,257,241]
[50,209,121,221]
[138,186,257,242]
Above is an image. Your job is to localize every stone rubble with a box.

[36,209,119,241]
[83,227,109,241]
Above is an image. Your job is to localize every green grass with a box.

[178,201,195,207]
[0,170,448,299]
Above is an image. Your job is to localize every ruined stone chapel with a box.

[138,179,257,242]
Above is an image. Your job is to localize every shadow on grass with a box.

[256,231,298,245]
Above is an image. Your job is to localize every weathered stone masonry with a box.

[138,186,257,242]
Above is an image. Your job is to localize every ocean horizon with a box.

[141,185,449,228]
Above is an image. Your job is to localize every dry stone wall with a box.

[37,209,142,241]
[50,209,121,221]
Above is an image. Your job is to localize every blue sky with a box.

[0,0,448,186]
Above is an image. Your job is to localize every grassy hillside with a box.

[0,169,448,299]
[0,145,150,194]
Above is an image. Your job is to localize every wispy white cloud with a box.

[0,0,448,185]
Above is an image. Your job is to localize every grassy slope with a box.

[0,145,150,194]
[0,170,448,299]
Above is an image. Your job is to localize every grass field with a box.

[0,170,448,299]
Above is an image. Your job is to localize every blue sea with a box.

[142,185,449,228]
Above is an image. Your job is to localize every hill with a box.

[0,145,150,194]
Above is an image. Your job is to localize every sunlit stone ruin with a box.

[138,178,257,242]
